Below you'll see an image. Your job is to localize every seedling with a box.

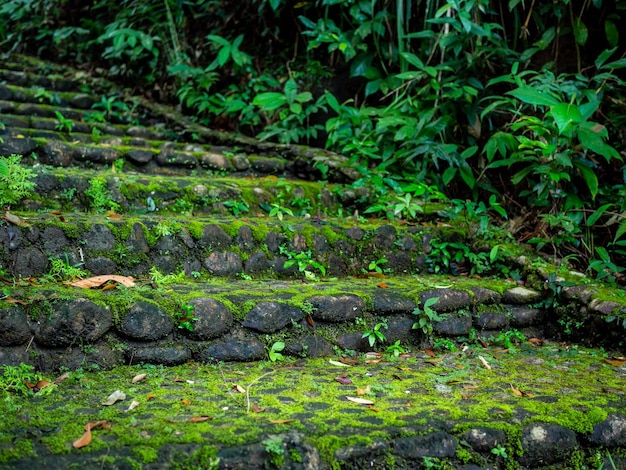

[412,297,441,336]
[54,111,74,133]
[268,341,285,362]
[385,340,407,357]
[366,258,388,274]
[175,304,197,332]
[362,321,387,347]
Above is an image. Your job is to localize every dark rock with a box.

[250,156,285,173]
[308,294,366,323]
[434,313,472,336]
[393,431,457,459]
[0,346,31,368]
[244,250,270,275]
[154,235,185,257]
[185,298,233,341]
[200,152,231,170]
[204,251,243,276]
[265,231,286,254]
[293,233,307,252]
[335,440,390,466]
[14,246,48,277]
[126,126,155,139]
[419,289,472,312]
[125,149,155,164]
[152,254,177,274]
[335,332,370,352]
[589,299,621,315]
[474,311,509,330]
[385,252,413,274]
[37,343,121,372]
[0,225,23,251]
[232,155,250,170]
[399,234,417,251]
[39,141,74,166]
[35,299,112,348]
[372,291,416,315]
[0,307,31,346]
[385,316,417,343]
[83,224,116,251]
[502,287,541,304]
[127,222,150,253]
[183,258,202,277]
[327,253,349,276]
[590,413,626,447]
[73,145,121,163]
[510,306,543,327]
[345,227,364,241]
[197,338,265,362]
[519,422,577,467]
[312,234,329,254]
[200,224,232,249]
[127,344,191,366]
[0,136,37,156]
[374,224,397,249]
[85,256,116,275]
[236,225,254,251]
[462,427,507,452]
[469,287,502,305]
[561,285,595,304]
[243,302,304,333]
[119,301,174,341]
[286,335,334,358]
[69,93,95,109]
[42,226,69,255]
[156,150,197,168]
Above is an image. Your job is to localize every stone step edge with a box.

[1,280,623,372]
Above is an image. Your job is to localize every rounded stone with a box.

[520,423,577,467]
[197,338,265,362]
[0,306,31,346]
[243,302,304,333]
[204,251,242,276]
[308,294,366,323]
[35,299,112,348]
[185,298,233,341]
[127,345,191,366]
[119,301,174,341]
[83,224,116,251]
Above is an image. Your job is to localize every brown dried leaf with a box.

[269,419,295,424]
[54,372,70,385]
[527,337,543,346]
[72,420,108,449]
[424,354,446,364]
[478,355,491,370]
[233,384,245,393]
[604,358,626,367]
[510,383,523,397]
[3,297,28,305]
[181,399,192,405]
[377,282,388,289]
[131,373,147,384]
[107,211,123,220]
[189,416,214,423]
[423,348,436,357]
[146,394,156,400]
[252,403,266,413]
[364,359,382,365]
[356,385,370,396]
[334,375,352,385]
[173,377,186,383]
[4,211,31,227]
[68,275,135,289]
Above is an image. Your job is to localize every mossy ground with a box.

[1,341,624,469]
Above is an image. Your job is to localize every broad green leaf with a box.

[574,160,599,198]
[324,91,340,113]
[587,203,613,226]
[507,86,559,106]
[604,21,618,48]
[140,34,153,51]
[578,123,622,162]
[253,92,287,111]
[294,91,313,103]
[289,102,302,114]
[284,78,298,102]
[573,17,588,45]
[400,52,424,69]
[442,167,456,186]
[596,47,617,69]
[601,58,626,69]
[614,221,626,242]
[459,164,475,189]
[549,103,582,135]
[595,246,610,263]
[461,146,478,159]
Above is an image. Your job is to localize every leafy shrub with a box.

[0,154,35,208]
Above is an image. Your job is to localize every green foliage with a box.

[0,154,35,208]
[149,266,185,288]
[262,436,285,467]
[361,320,387,348]
[267,341,285,362]
[175,304,197,332]
[54,111,73,133]
[279,246,326,281]
[223,198,249,217]
[385,340,407,357]
[47,256,88,281]
[412,297,441,337]
[85,177,120,213]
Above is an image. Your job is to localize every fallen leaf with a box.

[367,405,380,412]
[269,419,295,424]
[478,337,489,348]
[356,385,370,396]
[478,355,491,370]
[233,384,245,393]
[131,373,147,384]
[424,354,447,364]
[189,416,213,422]
[339,357,360,365]
[397,367,411,371]
[54,372,70,384]
[146,394,156,400]
[72,420,108,449]
[527,337,543,346]
[3,297,28,305]
[329,360,351,367]
[102,390,126,406]
[377,282,388,289]
[125,401,140,412]
[510,383,523,397]
[424,348,436,357]
[346,396,374,405]
[107,211,123,220]
[101,283,117,291]
[181,399,192,405]
[68,275,135,288]
[3,211,31,227]
[364,359,382,365]
[463,385,479,390]
[365,352,381,359]
[50,210,62,215]
[306,315,315,327]
[252,403,266,413]
[34,380,52,391]
[173,377,186,383]
[335,375,352,385]
[604,357,626,367]
[391,374,403,381]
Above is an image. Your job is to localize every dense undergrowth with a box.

[1,0,626,283]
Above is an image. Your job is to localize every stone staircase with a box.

[1,55,626,470]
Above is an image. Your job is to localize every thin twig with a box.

[246,370,278,414]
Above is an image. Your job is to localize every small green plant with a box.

[262,436,285,467]
[92,95,132,122]
[175,304,197,332]
[33,87,60,104]
[361,321,387,348]
[393,193,424,219]
[385,340,407,357]
[588,246,625,284]
[268,202,294,221]
[279,246,326,281]
[223,198,249,216]
[412,297,441,336]
[491,444,508,459]
[493,329,526,349]
[0,363,41,398]
[433,338,457,352]
[152,221,182,239]
[366,258,388,274]
[267,341,285,362]
[85,177,120,213]
[54,111,74,133]
[149,267,185,287]
[0,154,36,208]
[47,256,88,281]
[112,158,125,173]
